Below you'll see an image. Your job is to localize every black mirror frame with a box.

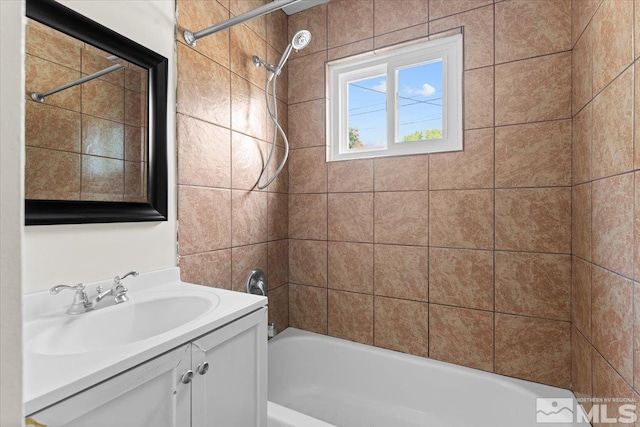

[25,0,168,225]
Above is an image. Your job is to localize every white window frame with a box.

[327,34,463,162]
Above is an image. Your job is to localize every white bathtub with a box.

[267,328,589,427]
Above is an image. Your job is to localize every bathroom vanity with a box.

[23,268,267,426]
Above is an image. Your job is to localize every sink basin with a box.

[27,294,219,355]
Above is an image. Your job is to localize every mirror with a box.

[25,0,168,225]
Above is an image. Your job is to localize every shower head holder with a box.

[253,55,278,74]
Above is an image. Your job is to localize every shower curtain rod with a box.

[31,63,124,103]
[183,0,301,47]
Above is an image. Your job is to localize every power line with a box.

[348,83,442,116]
[398,99,442,107]
[349,107,387,117]
[399,117,442,126]
[348,90,444,111]
[348,99,442,117]
[349,101,387,111]
[356,116,442,132]
[350,82,442,107]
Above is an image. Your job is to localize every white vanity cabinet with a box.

[192,309,267,426]
[26,343,192,427]
[27,308,267,427]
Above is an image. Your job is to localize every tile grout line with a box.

[588,4,595,398]
[632,0,637,394]
[427,12,432,357]
[227,13,235,293]
[424,1,430,357]
[633,168,637,397]
[286,237,574,256]
[371,0,376,347]
[372,157,377,346]
[427,157,430,357]
[290,280,572,323]
[291,185,574,194]
[175,4,181,270]
[592,330,637,396]
[492,0,497,374]
[569,18,574,392]
[289,2,493,63]
[79,48,85,203]
[324,0,329,337]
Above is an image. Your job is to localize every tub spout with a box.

[268,322,277,339]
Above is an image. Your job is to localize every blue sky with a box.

[347,60,443,148]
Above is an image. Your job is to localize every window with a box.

[327,34,463,161]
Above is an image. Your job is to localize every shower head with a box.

[275,29,312,71]
[255,30,312,79]
[291,30,312,51]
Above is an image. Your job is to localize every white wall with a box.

[1,1,25,424]
[0,1,176,422]
[23,0,178,293]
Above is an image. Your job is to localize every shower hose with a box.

[256,72,288,190]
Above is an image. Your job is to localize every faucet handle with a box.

[50,283,89,315]
[114,271,139,285]
[50,283,85,295]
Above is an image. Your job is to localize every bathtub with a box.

[267,328,589,427]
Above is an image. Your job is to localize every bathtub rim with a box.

[269,327,576,397]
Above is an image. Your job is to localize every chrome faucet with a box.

[50,271,139,315]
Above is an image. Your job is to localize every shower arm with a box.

[183,0,302,47]
[31,63,124,103]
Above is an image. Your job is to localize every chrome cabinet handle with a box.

[197,362,209,375]
[181,369,194,384]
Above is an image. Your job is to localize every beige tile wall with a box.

[175,0,290,328]
[25,20,147,202]
[570,0,640,412]
[286,0,575,389]
[174,0,640,403]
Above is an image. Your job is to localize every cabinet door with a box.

[27,344,192,427]
[192,308,267,427]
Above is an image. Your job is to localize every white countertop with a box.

[23,267,267,415]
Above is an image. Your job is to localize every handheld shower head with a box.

[253,30,312,190]
[255,30,313,80]
[276,29,312,71]
[291,30,312,51]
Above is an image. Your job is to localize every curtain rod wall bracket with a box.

[183,30,197,47]
[182,0,301,47]
[31,93,45,103]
